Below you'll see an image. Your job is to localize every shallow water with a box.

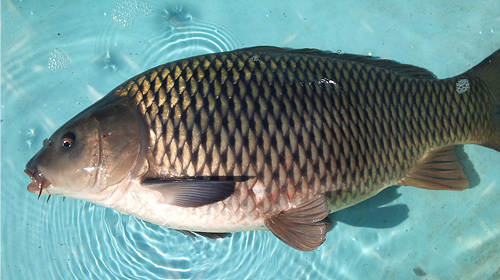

[2,1,500,279]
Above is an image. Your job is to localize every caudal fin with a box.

[467,49,500,151]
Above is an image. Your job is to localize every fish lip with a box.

[24,167,52,196]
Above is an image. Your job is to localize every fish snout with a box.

[25,159,52,196]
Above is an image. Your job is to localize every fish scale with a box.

[111,47,490,216]
[26,46,500,251]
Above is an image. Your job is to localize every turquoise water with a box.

[2,1,500,279]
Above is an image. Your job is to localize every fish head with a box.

[25,98,147,202]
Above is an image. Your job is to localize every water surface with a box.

[2,1,500,279]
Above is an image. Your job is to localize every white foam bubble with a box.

[112,0,153,27]
[456,78,470,94]
[48,48,71,70]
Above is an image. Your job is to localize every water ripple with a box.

[140,17,239,68]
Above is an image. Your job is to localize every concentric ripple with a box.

[140,14,239,69]
[35,196,277,279]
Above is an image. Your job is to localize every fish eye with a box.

[61,132,76,148]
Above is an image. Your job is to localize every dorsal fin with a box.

[397,146,469,190]
[242,46,437,79]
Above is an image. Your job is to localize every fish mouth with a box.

[25,168,52,199]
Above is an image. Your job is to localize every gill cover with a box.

[27,96,146,197]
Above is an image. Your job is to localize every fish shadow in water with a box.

[332,186,409,229]
[332,145,479,229]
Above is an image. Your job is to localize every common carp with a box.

[25,47,500,251]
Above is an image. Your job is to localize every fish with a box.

[25,46,500,251]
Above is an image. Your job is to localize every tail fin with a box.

[467,49,500,151]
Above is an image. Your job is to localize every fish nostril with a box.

[43,138,53,147]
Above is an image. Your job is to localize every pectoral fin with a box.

[264,194,330,251]
[397,146,469,190]
[141,176,252,207]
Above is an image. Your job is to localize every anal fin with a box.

[397,146,469,190]
[264,194,330,251]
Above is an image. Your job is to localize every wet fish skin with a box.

[25,46,500,251]
[115,47,490,206]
